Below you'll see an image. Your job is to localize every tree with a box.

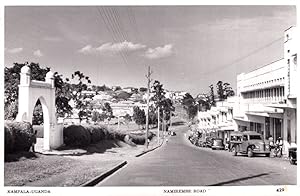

[4,62,48,119]
[151,80,167,131]
[208,84,216,107]
[151,80,166,106]
[196,95,210,111]
[132,106,146,129]
[181,93,198,120]
[114,86,122,91]
[4,62,74,120]
[123,113,132,128]
[96,85,111,92]
[68,71,93,122]
[160,98,175,122]
[54,72,73,117]
[148,105,157,128]
[32,100,43,125]
[216,81,235,101]
[139,87,148,93]
[91,110,101,123]
[102,102,113,124]
[223,82,235,97]
[124,113,132,122]
[216,81,225,101]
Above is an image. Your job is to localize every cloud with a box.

[78,41,146,54]
[145,44,174,59]
[6,47,23,54]
[33,50,44,57]
[78,45,93,54]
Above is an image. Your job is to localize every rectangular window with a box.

[257,123,262,135]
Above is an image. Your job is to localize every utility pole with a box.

[163,110,165,139]
[145,66,153,149]
[157,107,160,145]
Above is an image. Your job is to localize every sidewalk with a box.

[25,136,164,186]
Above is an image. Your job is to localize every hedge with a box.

[5,121,35,152]
[5,124,14,153]
[63,124,155,147]
[129,132,154,145]
[63,125,91,147]
[83,125,106,143]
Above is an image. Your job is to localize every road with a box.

[97,124,297,186]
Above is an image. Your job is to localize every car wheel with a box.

[289,156,296,165]
[247,148,253,157]
[232,146,237,156]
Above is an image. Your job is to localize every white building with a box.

[233,26,297,155]
[198,96,236,141]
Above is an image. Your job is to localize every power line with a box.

[200,36,284,76]
[96,7,130,67]
[104,7,132,66]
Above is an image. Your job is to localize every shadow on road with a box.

[208,173,270,186]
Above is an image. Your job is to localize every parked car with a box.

[211,138,225,150]
[230,131,270,157]
[288,147,297,165]
[203,137,213,148]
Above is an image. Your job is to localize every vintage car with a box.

[211,138,225,150]
[230,131,270,157]
[203,137,213,148]
[288,147,297,165]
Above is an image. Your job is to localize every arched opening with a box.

[31,97,50,151]
[32,99,44,152]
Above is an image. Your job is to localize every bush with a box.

[108,130,127,141]
[124,135,136,146]
[129,132,154,145]
[5,124,14,153]
[63,124,154,147]
[5,121,35,152]
[63,125,91,147]
[84,125,106,143]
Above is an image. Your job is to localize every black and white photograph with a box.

[1,1,299,196]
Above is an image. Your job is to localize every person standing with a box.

[268,135,274,147]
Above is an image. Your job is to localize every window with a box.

[249,135,262,140]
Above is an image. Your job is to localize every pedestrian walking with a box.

[31,130,37,152]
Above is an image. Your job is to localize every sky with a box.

[4,5,296,96]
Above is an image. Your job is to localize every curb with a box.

[135,138,166,157]
[81,160,127,187]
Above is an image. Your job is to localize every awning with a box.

[233,116,248,122]
[246,111,283,118]
[267,103,296,109]
[218,125,235,131]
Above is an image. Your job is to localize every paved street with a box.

[98,124,296,186]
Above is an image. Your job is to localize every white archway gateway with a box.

[16,65,63,151]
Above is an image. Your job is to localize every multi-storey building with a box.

[197,96,236,141]
[233,26,297,155]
